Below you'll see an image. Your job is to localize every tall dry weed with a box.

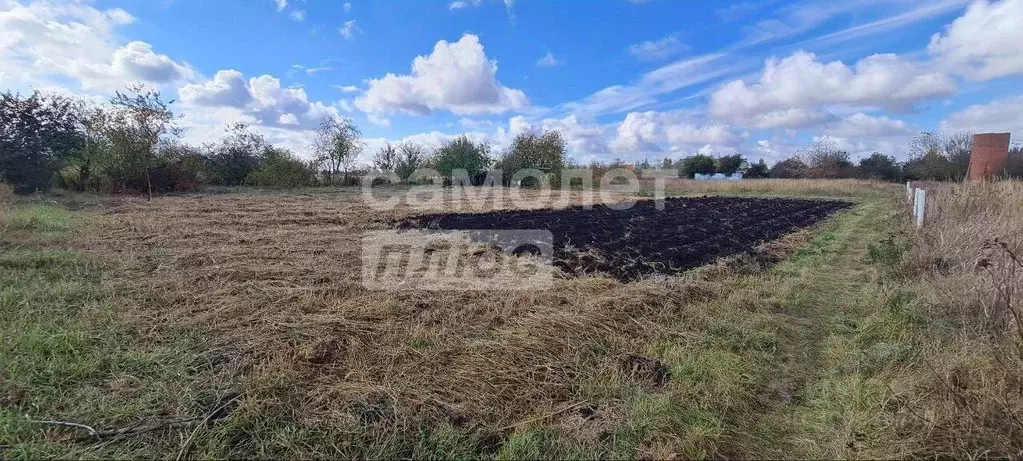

[896,180,1023,457]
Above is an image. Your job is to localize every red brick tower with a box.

[968,133,1011,181]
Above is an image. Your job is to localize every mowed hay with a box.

[85,188,741,455]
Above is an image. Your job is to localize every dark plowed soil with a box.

[398,197,852,281]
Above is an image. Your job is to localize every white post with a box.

[906,182,912,201]
[912,187,919,217]
[914,189,926,228]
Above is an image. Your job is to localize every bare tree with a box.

[395,142,427,184]
[373,143,399,172]
[110,84,177,200]
[313,115,362,185]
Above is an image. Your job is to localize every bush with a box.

[245,147,315,189]
[0,182,12,239]
[433,135,492,185]
[499,131,567,186]
[679,155,716,178]
[770,157,808,178]
[859,152,903,182]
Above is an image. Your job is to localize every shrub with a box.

[715,154,745,175]
[246,147,315,189]
[499,131,567,186]
[433,135,492,185]
[858,152,903,182]
[679,155,716,178]
[0,91,83,194]
[770,157,808,178]
[0,182,12,240]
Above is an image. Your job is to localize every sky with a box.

[2,0,1021,166]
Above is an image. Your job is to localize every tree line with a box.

[4,86,1021,197]
[662,133,1023,182]
[0,87,575,196]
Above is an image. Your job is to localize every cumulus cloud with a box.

[179,70,339,129]
[612,110,744,154]
[627,33,688,61]
[928,0,1023,80]
[449,0,482,10]
[0,1,194,91]
[355,34,528,116]
[823,113,914,138]
[940,94,1023,139]
[708,51,956,129]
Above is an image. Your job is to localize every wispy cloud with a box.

[536,52,560,68]
[628,33,688,61]
[289,10,305,21]
[339,20,361,39]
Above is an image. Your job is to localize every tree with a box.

[661,157,673,169]
[770,157,808,178]
[65,102,113,192]
[313,115,362,185]
[373,143,398,172]
[395,142,427,184]
[858,152,902,181]
[800,139,854,178]
[205,124,268,186]
[715,154,745,175]
[1008,145,1023,179]
[904,131,963,181]
[944,131,973,176]
[434,135,492,185]
[679,154,715,178]
[245,146,315,189]
[746,158,770,178]
[110,84,177,200]
[500,130,567,186]
[0,91,83,194]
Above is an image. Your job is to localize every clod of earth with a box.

[399,196,852,281]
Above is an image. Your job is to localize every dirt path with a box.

[740,199,890,458]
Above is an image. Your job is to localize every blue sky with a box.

[2,0,1022,164]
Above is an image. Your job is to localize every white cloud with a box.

[928,0,1023,80]
[627,33,688,61]
[612,110,744,154]
[536,52,560,68]
[0,1,194,91]
[449,0,482,10]
[289,9,305,21]
[355,34,528,116]
[540,115,610,154]
[823,113,914,138]
[459,117,493,128]
[343,2,352,13]
[333,85,360,93]
[179,70,340,129]
[940,94,1023,139]
[273,0,287,12]
[179,70,252,108]
[708,51,956,129]
[339,19,361,39]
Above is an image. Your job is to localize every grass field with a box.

[1,180,1020,458]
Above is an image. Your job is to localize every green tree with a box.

[500,130,567,186]
[65,102,113,192]
[858,152,902,181]
[110,84,177,200]
[770,157,808,178]
[0,91,83,194]
[246,146,315,189]
[205,124,267,186]
[661,157,673,169]
[434,135,492,185]
[679,154,716,178]
[715,154,745,175]
[314,115,362,185]
[746,158,770,178]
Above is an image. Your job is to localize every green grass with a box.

[0,203,224,458]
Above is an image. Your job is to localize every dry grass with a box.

[883,180,1023,458]
[649,178,897,199]
[62,185,850,457]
